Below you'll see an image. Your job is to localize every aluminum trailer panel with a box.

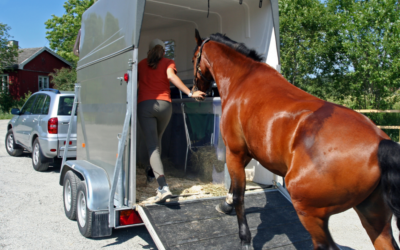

[138,190,312,250]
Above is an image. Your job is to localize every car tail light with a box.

[124,73,129,82]
[119,210,142,226]
[48,118,58,134]
[64,141,72,145]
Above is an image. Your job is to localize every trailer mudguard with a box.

[60,160,110,211]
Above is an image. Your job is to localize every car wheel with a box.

[32,138,50,172]
[5,129,23,157]
[77,181,93,237]
[63,171,78,220]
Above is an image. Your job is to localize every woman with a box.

[138,38,206,203]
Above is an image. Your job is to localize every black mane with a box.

[209,33,264,62]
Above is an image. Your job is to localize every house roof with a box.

[14,47,72,69]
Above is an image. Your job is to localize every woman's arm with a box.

[167,68,206,99]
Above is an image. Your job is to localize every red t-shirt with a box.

[137,57,177,103]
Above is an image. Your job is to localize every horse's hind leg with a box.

[354,184,399,250]
[293,207,339,250]
[224,149,252,249]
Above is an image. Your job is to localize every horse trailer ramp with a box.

[138,190,313,250]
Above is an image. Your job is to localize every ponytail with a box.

[147,45,164,69]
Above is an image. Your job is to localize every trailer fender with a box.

[60,160,110,211]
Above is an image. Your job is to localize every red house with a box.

[1,46,72,99]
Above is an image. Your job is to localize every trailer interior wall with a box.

[74,0,280,209]
[137,0,280,185]
[139,0,280,81]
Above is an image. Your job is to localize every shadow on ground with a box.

[92,226,156,249]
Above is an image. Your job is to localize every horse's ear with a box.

[195,29,203,46]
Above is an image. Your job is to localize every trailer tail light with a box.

[119,210,142,226]
[64,141,72,145]
[124,73,129,82]
[48,118,58,134]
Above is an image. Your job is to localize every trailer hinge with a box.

[128,59,136,68]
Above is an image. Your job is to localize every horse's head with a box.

[192,29,214,101]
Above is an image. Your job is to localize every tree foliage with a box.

[45,0,94,66]
[327,0,400,109]
[0,23,19,74]
[279,0,349,99]
[279,0,400,110]
[49,67,76,91]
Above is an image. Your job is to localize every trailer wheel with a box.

[5,129,23,157]
[77,181,93,237]
[32,138,49,172]
[63,171,78,220]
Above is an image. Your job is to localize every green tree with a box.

[45,0,94,66]
[49,67,76,91]
[279,0,349,100]
[0,23,19,74]
[327,0,400,109]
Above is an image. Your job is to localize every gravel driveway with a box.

[0,119,398,250]
[0,120,156,250]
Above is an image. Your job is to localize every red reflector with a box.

[48,118,58,134]
[119,210,142,225]
[50,149,56,152]
[64,141,72,145]
[124,73,129,82]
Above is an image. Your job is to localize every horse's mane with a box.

[209,33,264,62]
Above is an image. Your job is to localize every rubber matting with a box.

[141,190,313,250]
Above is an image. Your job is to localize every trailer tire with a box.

[32,138,49,172]
[63,171,78,220]
[5,129,23,157]
[77,181,93,237]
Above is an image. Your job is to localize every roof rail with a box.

[40,88,61,94]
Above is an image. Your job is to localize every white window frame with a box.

[0,74,9,92]
[38,75,49,90]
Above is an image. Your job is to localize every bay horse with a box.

[191,29,400,250]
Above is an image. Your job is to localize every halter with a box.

[192,38,214,97]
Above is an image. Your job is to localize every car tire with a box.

[5,129,23,157]
[32,138,50,172]
[77,181,93,237]
[63,171,78,220]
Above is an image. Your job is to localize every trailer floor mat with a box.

[138,189,313,250]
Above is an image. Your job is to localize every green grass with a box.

[0,111,13,120]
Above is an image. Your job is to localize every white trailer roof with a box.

[78,0,280,78]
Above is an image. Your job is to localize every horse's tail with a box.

[378,139,400,243]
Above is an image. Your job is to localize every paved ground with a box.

[0,119,398,250]
[0,120,156,250]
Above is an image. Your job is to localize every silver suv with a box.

[5,89,77,171]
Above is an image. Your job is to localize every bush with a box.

[0,91,15,113]
[49,68,76,91]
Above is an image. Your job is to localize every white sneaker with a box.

[154,186,172,203]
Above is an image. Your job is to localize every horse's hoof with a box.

[216,201,234,214]
[241,243,251,250]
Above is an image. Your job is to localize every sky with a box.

[0,0,66,49]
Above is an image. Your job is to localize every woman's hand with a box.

[191,90,206,99]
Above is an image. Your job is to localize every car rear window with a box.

[58,96,76,116]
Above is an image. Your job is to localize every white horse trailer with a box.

[60,0,312,248]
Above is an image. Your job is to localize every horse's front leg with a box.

[220,148,252,249]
